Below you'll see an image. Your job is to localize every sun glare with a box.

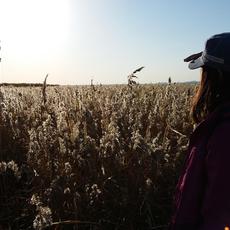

[0,0,71,61]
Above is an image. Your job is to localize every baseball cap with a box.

[184,33,230,71]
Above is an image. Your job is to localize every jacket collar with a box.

[189,100,230,148]
[195,100,230,132]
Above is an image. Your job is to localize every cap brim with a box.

[184,52,204,69]
[188,56,205,69]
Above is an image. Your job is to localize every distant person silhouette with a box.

[168,77,172,84]
[169,33,230,230]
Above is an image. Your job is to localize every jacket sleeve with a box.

[200,121,230,230]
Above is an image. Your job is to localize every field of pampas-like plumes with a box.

[0,83,196,230]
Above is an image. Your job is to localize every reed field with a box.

[0,83,197,230]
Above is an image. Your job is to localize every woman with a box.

[169,33,230,230]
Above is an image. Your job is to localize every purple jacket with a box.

[169,101,230,230]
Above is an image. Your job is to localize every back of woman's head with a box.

[184,33,230,124]
[191,67,230,124]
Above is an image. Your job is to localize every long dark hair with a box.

[191,66,230,124]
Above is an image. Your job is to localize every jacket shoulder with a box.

[207,119,230,156]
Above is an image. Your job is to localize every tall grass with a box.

[0,83,196,229]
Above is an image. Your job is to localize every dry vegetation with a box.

[0,83,197,230]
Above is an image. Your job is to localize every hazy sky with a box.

[0,0,229,85]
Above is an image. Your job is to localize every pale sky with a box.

[0,0,229,85]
